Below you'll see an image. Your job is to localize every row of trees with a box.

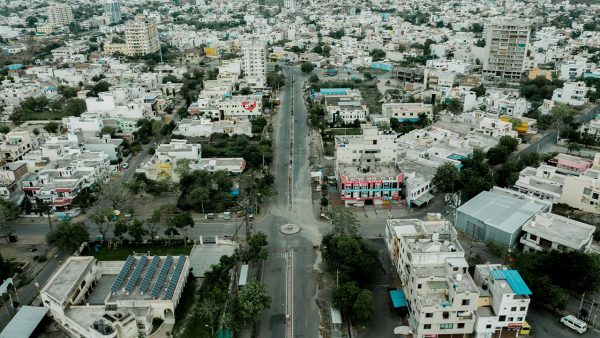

[323,208,377,327]
[433,136,540,198]
[10,96,86,124]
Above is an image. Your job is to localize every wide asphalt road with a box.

[255,66,326,338]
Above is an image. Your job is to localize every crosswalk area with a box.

[292,197,312,204]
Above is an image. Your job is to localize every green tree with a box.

[90,208,114,241]
[166,212,194,245]
[300,62,315,73]
[237,232,269,262]
[333,282,361,316]
[309,73,320,84]
[330,207,360,237]
[46,222,90,252]
[26,16,38,27]
[236,279,271,325]
[352,289,374,325]
[146,210,162,240]
[0,124,10,134]
[62,98,86,116]
[432,162,460,193]
[0,200,19,243]
[486,145,510,166]
[322,234,378,284]
[58,85,78,99]
[240,87,251,95]
[113,219,128,242]
[128,219,148,243]
[498,135,519,153]
[188,187,210,214]
[100,126,117,137]
[174,158,193,179]
[44,122,59,134]
[369,49,386,62]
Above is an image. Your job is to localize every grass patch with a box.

[91,242,192,261]
[327,128,361,136]
[22,110,75,121]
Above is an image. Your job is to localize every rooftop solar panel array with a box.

[111,256,135,293]
[124,255,148,293]
[139,256,160,294]
[151,255,173,298]
[164,255,186,299]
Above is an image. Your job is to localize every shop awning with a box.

[412,192,434,207]
[390,289,407,308]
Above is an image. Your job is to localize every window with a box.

[499,315,506,322]
[594,193,599,200]
[462,299,470,306]
[418,284,423,289]
[517,317,523,321]
[508,317,514,322]
[511,307,516,311]
[486,324,492,329]
[424,324,431,329]
[458,323,465,329]
[529,234,537,241]
[440,323,454,329]
[425,312,433,318]
[443,312,450,319]
[520,306,526,311]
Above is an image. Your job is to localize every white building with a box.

[559,167,600,214]
[41,255,190,338]
[242,40,267,89]
[514,165,565,202]
[103,0,122,25]
[385,216,480,338]
[138,140,244,182]
[173,118,252,137]
[48,4,74,27]
[520,213,595,252]
[124,16,160,56]
[219,94,263,121]
[381,102,433,123]
[473,264,531,338]
[0,130,42,163]
[482,22,530,79]
[552,82,589,106]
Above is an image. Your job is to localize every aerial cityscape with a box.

[0,0,600,337]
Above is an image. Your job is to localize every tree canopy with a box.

[432,162,460,193]
[46,222,90,252]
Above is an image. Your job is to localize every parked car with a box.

[122,163,129,169]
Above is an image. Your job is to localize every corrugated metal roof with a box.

[490,269,532,296]
[457,190,546,234]
[0,306,48,338]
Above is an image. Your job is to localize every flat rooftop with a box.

[457,188,549,234]
[523,213,594,249]
[339,164,400,179]
[44,256,95,303]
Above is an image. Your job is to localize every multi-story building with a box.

[382,102,433,123]
[335,124,402,206]
[173,118,252,137]
[41,255,190,338]
[48,4,74,27]
[284,0,296,10]
[520,213,595,252]
[473,264,531,338]
[0,162,28,201]
[124,16,160,56]
[548,153,592,175]
[103,0,122,24]
[219,94,263,121]
[21,151,110,211]
[552,82,589,106]
[559,168,600,214]
[137,140,244,182]
[482,22,530,79]
[385,216,480,338]
[514,165,565,203]
[242,40,267,89]
[0,130,42,162]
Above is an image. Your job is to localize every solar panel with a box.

[139,256,160,293]
[124,256,148,292]
[151,256,173,298]
[164,255,186,299]
[111,256,135,293]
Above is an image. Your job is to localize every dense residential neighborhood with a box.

[1,0,600,337]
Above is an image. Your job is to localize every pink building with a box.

[551,153,592,175]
